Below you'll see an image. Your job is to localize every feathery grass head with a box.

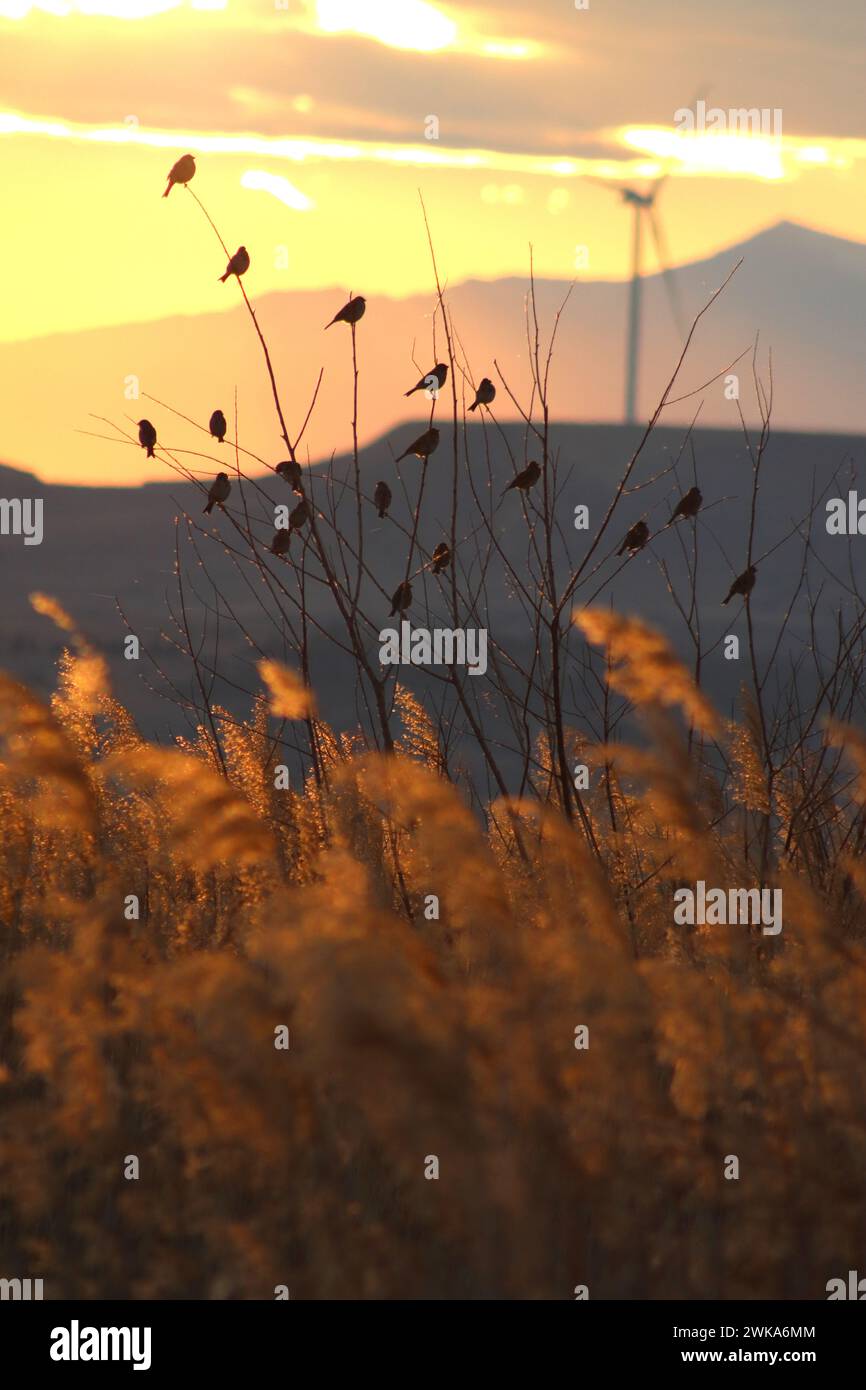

[258,659,317,720]
[574,608,719,735]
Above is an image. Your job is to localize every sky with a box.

[1,0,865,478]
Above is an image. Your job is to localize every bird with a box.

[289,498,310,531]
[469,378,496,412]
[395,427,440,463]
[325,295,366,329]
[722,564,757,606]
[374,480,392,519]
[137,420,157,458]
[204,472,231,515]
[430,542,451,574]
[219,247,250,283]
[275,460,303,493]
[389,581,412,617]
[500,460,540,499]
[405,363,448,397]
[617,519,650,556]
[271,527,292,556]
[670,486,702,523]
[163,153,195,198]
[209,409,227,444]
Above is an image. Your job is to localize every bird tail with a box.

[468,401,479,412]
[722,595,730,606]
[204,500,214,515]
[404,386,420,397]
[218,271,229,283]
[147,445,155,459]
[324,319,335,330]
[378,507,385,519]
[162,181,172,198]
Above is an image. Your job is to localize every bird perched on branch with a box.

[395,427,440,463]
[500,460,540,499]
[289,498,310,531]
[405,363,447,397]
[271,527,291,556]
[325,295,366,329]
[275,460,303,493]
[137,419,157,458]
[617,519,650,556]
[204,472,231,515]
[722,564,757,605]
[219,247,249,283]
[670,485,702,522]
[209,409,227,444]
[374,480,392,519]
[430,542,451,574]
[389,581,412,617]
[163,153,195,198]
[469,378,496,412]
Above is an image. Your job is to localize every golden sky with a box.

[1,0,865,478]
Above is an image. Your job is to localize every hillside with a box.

[2,420,864,760]
[2,222,866,486]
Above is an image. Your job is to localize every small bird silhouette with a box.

[271,527,292,556]
[289,498,310,531]
[670,486,702,523]
[374,480,392,519]
[204,472,231,515]
[209,409,227,444]
[405,363,448,397]
[163,153,195,198]
[469,378,496,412]
[395,427,440,463]
[722,564,757,605]
[275,460,303,493]
[219,247,250,283]
[325,295,366,329]
[137,419,157,458]
[389,581,412,617]
[430,542,451,574]
[500,460,541,499]
[617,519,650,556]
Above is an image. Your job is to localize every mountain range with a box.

[3,221,866,487]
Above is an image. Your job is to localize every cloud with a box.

[2,107,862,189]
[0,0,222,15]
[240,169,314,210]
[313,0,457,53]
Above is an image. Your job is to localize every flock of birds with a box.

[143,151,760,615]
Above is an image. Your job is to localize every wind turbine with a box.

[592,173,685,425]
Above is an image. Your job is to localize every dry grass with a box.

[1,619,866,1300]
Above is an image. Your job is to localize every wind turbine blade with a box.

[647,206,687,339]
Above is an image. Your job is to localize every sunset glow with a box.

[314,0,457,52]
[1,0,864,483]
